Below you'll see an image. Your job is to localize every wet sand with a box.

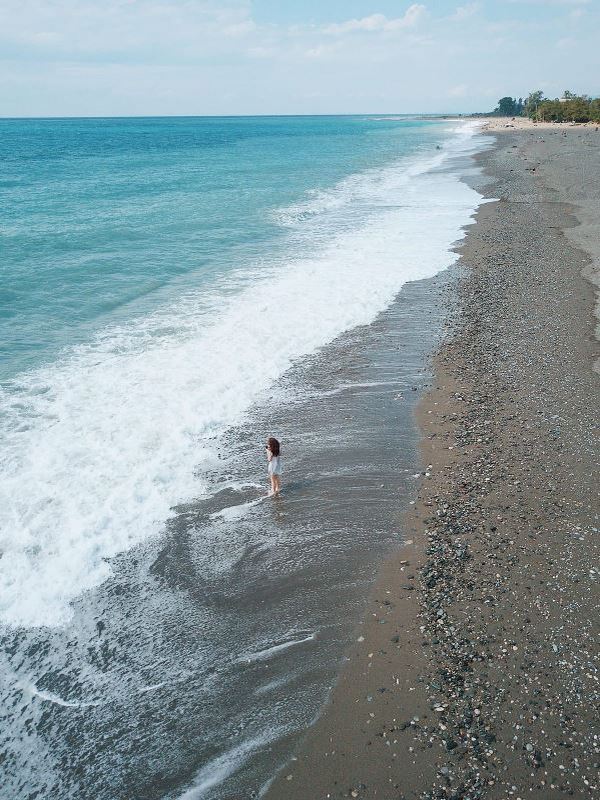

[264,127,600,798]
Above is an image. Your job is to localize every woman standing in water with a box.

[266,437,282,496]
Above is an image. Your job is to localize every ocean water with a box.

[0,115,487,799]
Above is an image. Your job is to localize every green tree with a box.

[563,98,591,122]
[537,100,563,122]
[495,96,519,116]
[524,90,544,118]
[491,88,599,124]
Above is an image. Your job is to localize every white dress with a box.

[268,455,282,476]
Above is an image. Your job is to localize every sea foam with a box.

[0,122,485,628]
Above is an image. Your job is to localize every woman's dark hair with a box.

[267,437,280,457]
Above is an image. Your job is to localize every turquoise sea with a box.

[2,115,452,380]
[0,115,486,799]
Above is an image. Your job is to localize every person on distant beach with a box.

[265,437,282,496]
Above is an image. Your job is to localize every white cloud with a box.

[0,0,256,60]
[324,13,387,34]
[452,3,480,20]
[324,5,426,35]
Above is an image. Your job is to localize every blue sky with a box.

[1,0,598,116]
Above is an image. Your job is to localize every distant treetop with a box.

[495,96,524,116]
[488,90,600,123]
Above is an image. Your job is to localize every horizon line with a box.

[0,111,472,121]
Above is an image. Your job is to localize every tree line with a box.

[490,90,600,123]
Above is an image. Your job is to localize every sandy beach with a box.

[264,126,600,799]
[481,116,600,132]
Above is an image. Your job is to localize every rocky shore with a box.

[263,127,599,799]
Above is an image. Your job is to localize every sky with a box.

[1,0,598,117]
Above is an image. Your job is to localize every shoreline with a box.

[263,127,599,798]
[0,119,488,800]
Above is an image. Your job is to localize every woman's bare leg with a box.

[270,475,277,495]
